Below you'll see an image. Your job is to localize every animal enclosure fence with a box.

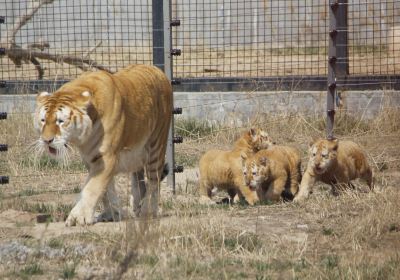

[0,0,400,191]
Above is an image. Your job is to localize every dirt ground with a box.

[0,106,400,279]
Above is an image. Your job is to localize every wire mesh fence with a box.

[0,0,399,90]
[347,0,400,76]
[172,0,328,78]
[0,0,153,82]
[171,0,400,91]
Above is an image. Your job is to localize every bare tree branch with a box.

[2,0,55,47]
[0,0,114,79]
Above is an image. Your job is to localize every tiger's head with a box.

[241,153,270,191]
[237,128,275,152]
[34,90,95,159]
[308,138,339,175]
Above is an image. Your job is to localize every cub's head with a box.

[34,90,94,159]
[308,138,339,175]
[241,153,270,191]
[246,128,275,151]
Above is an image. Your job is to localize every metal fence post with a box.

[327,1,338,140]
[152,0,182,193]
[0,112,9,186]
[336,0,349,77]
[327,0,348,140]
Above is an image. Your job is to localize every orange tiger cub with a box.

[241,145,301,202]
[198,128,274,205]
[34,65,172,226]
[294,138,373,202]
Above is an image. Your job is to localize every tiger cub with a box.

[294,138,373,202]
[241,145,302,202]
[198,128,274,205]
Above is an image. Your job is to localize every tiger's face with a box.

[34,91,93,159]
[308,138,338,175]
[249,128,275,151]
[242,155,270,191]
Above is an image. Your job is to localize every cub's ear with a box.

[259,156,269,166]
[330,138,339,151]
[249,128,257,137]
[36,91,51,104]
[308,137,315,148]
[308,135,320,148]
[240,152,248,162]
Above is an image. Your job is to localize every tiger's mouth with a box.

[48,146,58,155]
[47,144,67,156]
[314,166,325,174]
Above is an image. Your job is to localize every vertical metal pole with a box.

[327,1,338,140]
[152,0,175,192]
[163,0,176,193]
[327,0,348,140]
[336,0,349,77]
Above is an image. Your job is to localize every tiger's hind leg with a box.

[131,169,146,217]
[97,178,125,222]
[138,159,169,219]
[139,168,163,219]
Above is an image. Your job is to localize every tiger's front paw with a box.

[65,201,95,227]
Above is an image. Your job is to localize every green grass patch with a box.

[175,118,219,139]
[19,263,43,279]
[48,238,64,249]
[322,227,334,236]
[175,152,198,167]
[61,263,77,279]
[20,154,86,172]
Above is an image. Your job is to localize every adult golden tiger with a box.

[34,64,172,226]
[293,138,373,203]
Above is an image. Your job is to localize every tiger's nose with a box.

[43,138,54,144]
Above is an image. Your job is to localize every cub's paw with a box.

[65,202,95,227]
[293,195,306,204]
[245,192,259,206]
[198,195,216,205]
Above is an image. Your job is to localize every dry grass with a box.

[0,96,399,279]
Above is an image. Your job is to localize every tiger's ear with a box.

[78,91,93,108]
[36,91,51,104]
[80,91,92,104]
[80,91,98,122]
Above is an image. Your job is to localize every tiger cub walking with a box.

[241,145,302,202]
[198,128,274,205]
[294,138,373,203]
